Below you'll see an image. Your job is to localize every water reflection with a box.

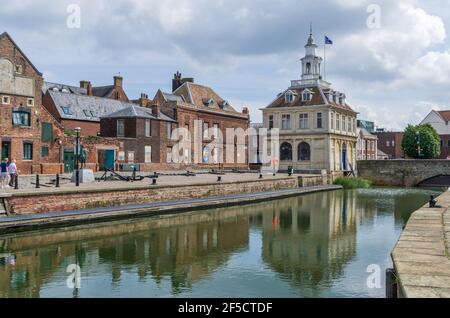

[0,188,441,298]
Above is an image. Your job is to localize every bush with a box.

[334,177,372,189]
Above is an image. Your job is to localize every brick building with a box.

[42,76,130,137]
[356,127,378,160]
[153,73,250,169]
[375,131,404,159]
[100,104,177,171]
[0,32,45,174]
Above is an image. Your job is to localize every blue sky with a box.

[1,0,449,130]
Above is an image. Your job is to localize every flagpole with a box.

[324,36,326,81]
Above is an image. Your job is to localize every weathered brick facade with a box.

[0,32,44,174]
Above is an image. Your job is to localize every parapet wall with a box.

[357,160,450,187]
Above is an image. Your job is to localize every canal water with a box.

[0,187,442,298]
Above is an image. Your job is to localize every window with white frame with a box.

[27,98,34,107]
[317,112,323,129]
[127,151,135,163]
[117,119,125,137]
[331,113,335,130]
[145,119,151,137]
[336,114,340,130]
[285,92,294,103]
[302,91,312,102]
[281,114,291,130]
[386,141,390,147]
[145,146,152,163]
[2,96,10,105]
[299,113,309,129]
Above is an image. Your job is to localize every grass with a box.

[334,177,372,189]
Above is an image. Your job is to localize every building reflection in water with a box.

[0,188,437,298]
[259,191,359,297]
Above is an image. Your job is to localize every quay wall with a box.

[6,177,300,215]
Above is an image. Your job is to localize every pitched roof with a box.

[172,82,247,118]
[102,104,176,122]
[437,111,450,122]
[92,85,115,98]
[0,32,42,76]
[47,90,142,122]
[42,81,87,95]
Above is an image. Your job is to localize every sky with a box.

[1,0,449,131]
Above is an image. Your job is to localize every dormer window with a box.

[285,90,296,103]
[203,98,214,107]
[301,89,313,102]
[220,100,229,109]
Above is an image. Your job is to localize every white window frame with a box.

[145,146,152,163]
[281,114,291,130]
[27,98,34,107]
[299,113,309,129]
[2,95,11,105]
[117,119,125,137]
[145,119,151,137]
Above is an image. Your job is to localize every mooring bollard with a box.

[152,178,157,185]
[14,175,18,190]
[385,268,398,298]
[259,174,263,179]
[36,174,40,188]
[217,176,222,182]
[132,167,136,181]
[56,174,60,188]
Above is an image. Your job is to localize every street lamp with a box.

[75,127,81,187]
[416,131,421,158]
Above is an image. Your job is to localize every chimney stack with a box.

[80,80,93,96]
[114,75,123,88]
[242,107,249,115]
[172,71,194,92]
[139,93,150,107]
[151,103,160,117]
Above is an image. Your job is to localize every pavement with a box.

[392,189,450,298]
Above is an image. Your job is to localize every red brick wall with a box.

[0,34,44,174]
[7,177,298,214]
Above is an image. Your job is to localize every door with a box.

[342,143,347,171]
[1,142,10,160]
[63,149,75,173]
[105,150,115,170]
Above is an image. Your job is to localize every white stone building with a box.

[262,31,358,176]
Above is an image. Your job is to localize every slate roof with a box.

[42,81,87,96]
[163,92,184,103]
[47,90,174,123]
[358,127,377,139]
[92,85,115,98]
[266,84,355,113]
[102,104,176,122]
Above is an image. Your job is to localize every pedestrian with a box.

[8,159,17,188]
[0,158,8,189]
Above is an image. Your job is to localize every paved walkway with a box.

[392,190,450,298]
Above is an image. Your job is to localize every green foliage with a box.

[64,129,76,137]
[334,177,372,189]
[401,124,441,159]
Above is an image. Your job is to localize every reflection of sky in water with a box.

[0,187,442,298]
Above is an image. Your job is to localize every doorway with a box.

[342,143,347,171]
[1,142,10,161]
[98,149,115,171]
[63,149,75,173]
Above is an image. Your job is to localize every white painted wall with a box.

[420,111,450,135]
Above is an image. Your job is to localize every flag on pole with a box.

[325,36,333,45]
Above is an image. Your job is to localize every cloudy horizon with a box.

[1,0,449,131]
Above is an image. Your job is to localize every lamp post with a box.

[75,127,81,187]
[416,131,421,158]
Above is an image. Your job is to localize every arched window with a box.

[306,63,311,74]
[280,142,293,161]
[298,142,311,161]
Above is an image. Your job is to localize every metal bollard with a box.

[56,174,60,188]
[36,174,40,188]
[152,178,157,185]
[386,268,398,298]
[217,176,222,182]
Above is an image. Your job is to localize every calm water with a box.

[0,187,442,298]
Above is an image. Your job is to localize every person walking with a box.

[0,158,8,189]
[8,159,17,188]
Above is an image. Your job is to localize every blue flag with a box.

[325,36,333,45]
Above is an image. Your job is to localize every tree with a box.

[401,124,441,159]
